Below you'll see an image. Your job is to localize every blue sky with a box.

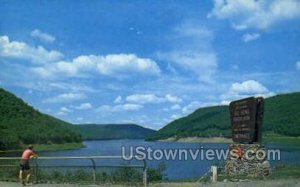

[0,0,299,129]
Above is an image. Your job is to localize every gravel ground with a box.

[1,179,300,187]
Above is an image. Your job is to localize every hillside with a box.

[72,124,156,140]
[0,88,82,150]
[146,92,300,141]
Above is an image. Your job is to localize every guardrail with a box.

[0,156,148,187]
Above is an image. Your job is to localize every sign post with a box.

[229,97,264,143]
[225,97,270,177]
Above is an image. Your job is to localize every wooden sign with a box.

[229,97,264,143]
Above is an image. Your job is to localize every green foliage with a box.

[268,165,300,179]
[0,166,165,184]
[147,92,300,140]
[0,88,82,150]
[148,162,166,181]
[72,124,156,140]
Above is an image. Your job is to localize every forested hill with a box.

[72,124,156,140]
[0,88,82,150]
[146,92,300,141]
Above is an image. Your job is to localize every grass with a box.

[263,133,300,147]
[268,165,300,179]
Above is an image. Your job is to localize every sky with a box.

[0,0,299,130]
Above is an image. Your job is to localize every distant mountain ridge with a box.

[146,92,300,141]
[0,88,82,150]
[72,124,156,140]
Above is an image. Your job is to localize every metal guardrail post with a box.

[34,158,38,184]
[142,159,148,187]
[89,158,96,184]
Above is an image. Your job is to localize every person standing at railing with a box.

[19,145,38,186]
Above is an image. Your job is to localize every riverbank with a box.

[262,133,300,146]
[159,137,233,143]
[0,142,85,153]
[158,134,300,146]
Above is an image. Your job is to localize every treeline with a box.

[147,92,300,140]
[0,88,82,150]
[72,124,156,140]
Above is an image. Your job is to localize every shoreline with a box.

[158,135,300,146]
[0,142,85,153]
[159,137,233,143]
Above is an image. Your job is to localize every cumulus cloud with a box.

[126,94,182,104]
[242,33,260,42]
[32,54,161,78]
[171,104,181,110]
[75,103,93,110]
[43,93,86,103]
[97,103,143,113]
[114,103,143,111]
[220,80,275,103]
[170,114,184,120]
[30,29,56,43]
[56,106,73,116]
[181,101,218,114]
[114,96,123,104]
[230,80,269,94]
[208,0,300,30]
[126,94,162,104]
[0,35,63,63]
[0,35,160,79]
[165,94,182,103]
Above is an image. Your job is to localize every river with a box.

[2,140,300,180]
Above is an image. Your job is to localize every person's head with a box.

[28,145,33,150]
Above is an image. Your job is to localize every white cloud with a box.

[182,101,201,114]
[208,0,300,30]
[115,104,143,111]
[48,82,96,92]
[163,52,217,83]
[181,101,219,114]
[60,107,72,113]
[171,104,181,110]
[75,103,93,110]
[114,96,123,104]
[165,94,182,103]
[30,29,56,43]
[242,33,260,42]
[97,103,143,113]
[158,24,217,82]
[170,114,183,120]
[126,94,163,104]
[0,35,160,79]
[56,106,72,116]
[0,35,63,63]
[43,93,86,103]
[32,54,161,78]
[126,94,182,104]
[296,61,300,70]
[221,80,275,102]
[56,111,66,116]
[230,80,269,94]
